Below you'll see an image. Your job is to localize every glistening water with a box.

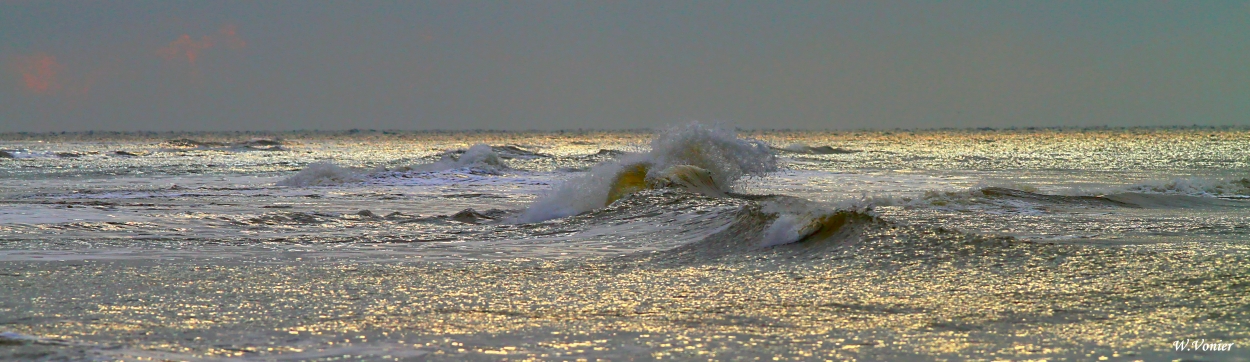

[2,124,1248,360]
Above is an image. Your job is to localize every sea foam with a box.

[401,144,508,173]
[520,122,777,222]
[277,162,362,186]
[1125,177,1250,197]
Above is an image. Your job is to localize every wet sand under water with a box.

[2,237,1247,361]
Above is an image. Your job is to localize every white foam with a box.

[758,197,861,247]
[519,122,777,222]
[404,144,508,173]
[782,143,812,153]
[1124,177,1250,197]
[761,213,807,247]
[0,149,59,159]
[518,155,644,222]
[0,331,42,341]
[277,162,362,187]
[648,122,777,191]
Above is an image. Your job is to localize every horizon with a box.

[2,123,1247,138]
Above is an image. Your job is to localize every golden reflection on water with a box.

[2,128,1249,360]
[5,240,1248,360]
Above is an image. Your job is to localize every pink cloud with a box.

[157,24,246,66]
[157,34,214,65]
[11,52,100,105]
[15,52,62,94]
[219,24,246,50]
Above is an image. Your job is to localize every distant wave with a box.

[491,145,549,159]
[1124,177,1250,198]
[875,184,1250,210]
[277,162,362,187]
[277,143,518,187]
[772,142,861,155]
[396,144,510,173]
[0,149,71,159]
[160,138,285,151]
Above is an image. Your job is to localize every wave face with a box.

[520,122,776,222]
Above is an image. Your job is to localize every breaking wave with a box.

[758,197,873,247]
[277,162,362,187]
[519,122,777,222]
[566,189,1021,262]
[278,144,517,187]
[1124,177,1250,198]
[396,144,509,173]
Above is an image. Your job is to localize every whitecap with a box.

[277,162,362,186]
[401,144,508,173]
[520,122,778,222]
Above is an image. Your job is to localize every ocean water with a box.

[2,124,1248,361]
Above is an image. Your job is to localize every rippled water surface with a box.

[2,127,1248,360]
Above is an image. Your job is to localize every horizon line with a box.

[1,124,1247,136]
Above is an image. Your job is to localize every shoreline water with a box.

[3,239,1247,360]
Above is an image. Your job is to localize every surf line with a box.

[1173,339,1236,352]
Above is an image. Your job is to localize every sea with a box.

[1,123,1248,361]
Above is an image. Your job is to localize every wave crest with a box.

[648,123,777,190]
[520,122,777,222]
[277,162,361,187]
[401,144,508,173]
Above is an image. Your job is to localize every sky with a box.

[2,1,1248,132]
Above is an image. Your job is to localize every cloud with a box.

[219,24,246,50]
[157,34,214,65]
[12,24,248,101]
[14,52,62,94]
[156,24,245,66]
[10,52,98,104]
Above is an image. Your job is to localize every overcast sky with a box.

[2,1,1248,132]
